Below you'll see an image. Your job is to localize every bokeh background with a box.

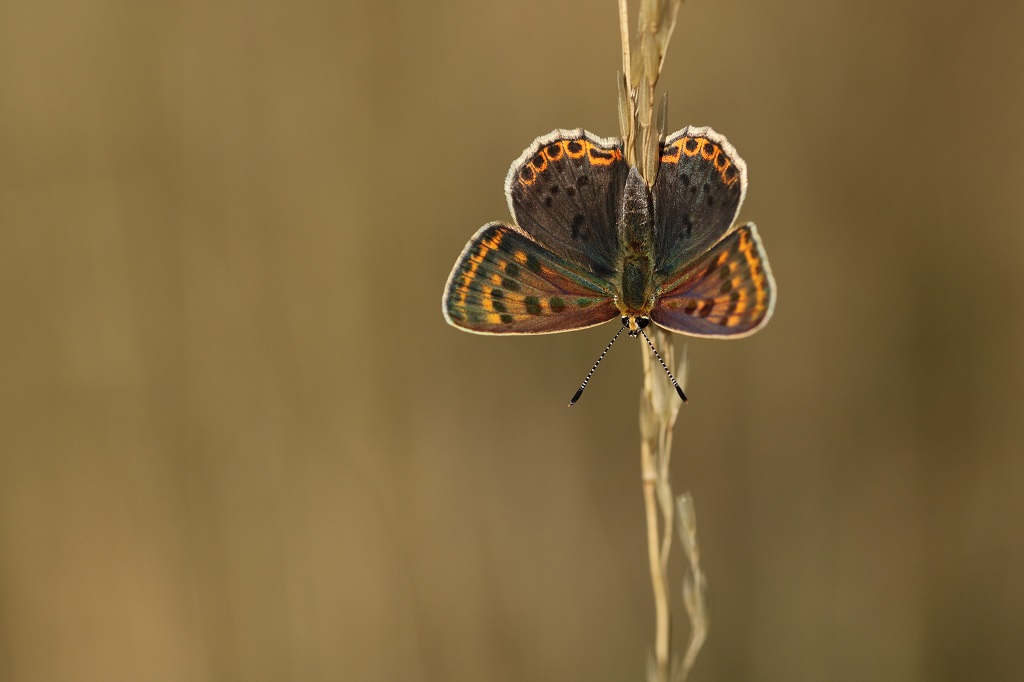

[2,0,1022,680]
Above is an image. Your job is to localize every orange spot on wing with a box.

[660,140,683,163]
[457,268,478,307]
[701,142,719,162]
[584,141,622,166]
[543,142,565,162]
[481,233,503,250]
[518,165,537,187]
[714,156,731,175]
[565,140,586,159]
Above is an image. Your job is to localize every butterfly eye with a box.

[637,317,650,329]
[621,316,630,327]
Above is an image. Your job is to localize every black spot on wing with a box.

[571,213,586,240]
[526,253,542,274]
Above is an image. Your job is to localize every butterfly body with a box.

[443,127,775,340]
[616,167,657,329]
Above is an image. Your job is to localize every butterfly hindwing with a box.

[443,222,619,335]
[651,223,775,338]
[506,130,629,281]
[653,126,747,277]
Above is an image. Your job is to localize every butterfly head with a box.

[623,315,650,338]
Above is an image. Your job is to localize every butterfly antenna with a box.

[639,328,688,403]
[569,322,627,406]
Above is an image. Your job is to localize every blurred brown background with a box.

[1,0,1022,680]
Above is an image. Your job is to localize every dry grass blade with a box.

[619,2,703,681]
[617,71,635,167]
[633,0,683,185]
[639,326,686,682]
[617,0,637,166]
[675,493,708,681]
[634,0,683,86]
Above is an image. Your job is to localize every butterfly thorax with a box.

[616,167,658,329]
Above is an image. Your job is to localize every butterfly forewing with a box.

[651,223,775,338]
[653,127,747,277]
[443,222,619,335]
[506,130,629,280]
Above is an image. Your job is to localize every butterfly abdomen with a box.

[618,167,654,252]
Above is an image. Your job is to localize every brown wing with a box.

[651,223,775,338]
[443,222,619,335]
[505,130,629,281]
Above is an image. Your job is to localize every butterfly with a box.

[442,127,776,401]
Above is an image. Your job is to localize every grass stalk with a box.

[616,2,707,680]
